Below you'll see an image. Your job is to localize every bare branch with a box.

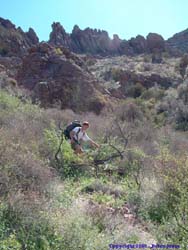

[93,152,124,166]
[115,120,130,148]
[174,211,188,233]
[55,131,64,163]
[108,143,124,159]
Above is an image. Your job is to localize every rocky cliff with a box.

[166,28,188,56]
[1,16,188,58]
[49,22,167,56]
[0,17,39,57]
[16,42,106,113]
[1,16,188,114]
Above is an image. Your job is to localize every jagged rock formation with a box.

[1,16,188,113]
[49,22,167,56]
[16,42,106,113]
[146,33,165,53]
[49,22,122,55]
[0,17,39,57]
[1,16,188,58]
[129,35,147,54]
[166,28,188,56]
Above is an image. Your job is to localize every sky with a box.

[0,0,188,41]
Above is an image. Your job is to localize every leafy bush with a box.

[141,86,165,101]
[44,124,83,177]
[125,82,145,98]
[0,204,64,250]
[0,234,21,250]
[146,148,188,244]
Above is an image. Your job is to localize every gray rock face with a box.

[1,17,188,57]
[0,17,15,29]
[49,22,169,56]
[146,33,165,53]
[166,29,188,56]
[16,43,106,113]
[49,22,121,55]
[49,22,72,48]
[26,28,39,45]
[129,35,147,54]
[0,17,39,57]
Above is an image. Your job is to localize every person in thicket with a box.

[64,121,100,154]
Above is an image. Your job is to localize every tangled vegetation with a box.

[1,70,188,250]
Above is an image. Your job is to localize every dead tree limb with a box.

[115,121,132,148]
[55,130,64,164]
[109,144,124,160]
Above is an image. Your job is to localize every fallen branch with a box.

[93,152,124,166]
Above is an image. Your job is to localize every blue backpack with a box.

[63,120,82,139]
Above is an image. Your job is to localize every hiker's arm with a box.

[70,131,76,143]
[89,139,100,148]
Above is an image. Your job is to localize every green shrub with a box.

[149,149,188,244]
[60,210,111,250]
[0,234,21,250]
[0,47,8,56]
[0,203,63,250]
[141,86,165,101]
[44,124,83,177]
[125,82,145,98]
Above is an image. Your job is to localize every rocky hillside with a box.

[2,16,188,249]
[0,16,188,114]
[88,55,183,98]
[16,42,106,113]
[0,17,38,57]
[166,28,188,56]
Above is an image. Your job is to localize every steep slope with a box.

[16,42,106,113]
[88,55,182,98]
[166,28,188,56]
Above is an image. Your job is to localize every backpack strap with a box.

[76,128,81,141]
[74,127,86,142]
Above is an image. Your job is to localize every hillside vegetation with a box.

[1,16,188,249]
[1,68,188,249]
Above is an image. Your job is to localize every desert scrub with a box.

[92,192,126,208]
[59,210,112,250]
[0,90,43,131]
[0,234,21,250]
[141,86,165,101]
[124,82,146,98]
[143,148,188,245]
[0,204,64,250]
[44,123,84,177]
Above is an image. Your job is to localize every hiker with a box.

[64,121,99,154]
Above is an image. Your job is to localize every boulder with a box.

[129,35,147,54]
[146,33,165,53]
